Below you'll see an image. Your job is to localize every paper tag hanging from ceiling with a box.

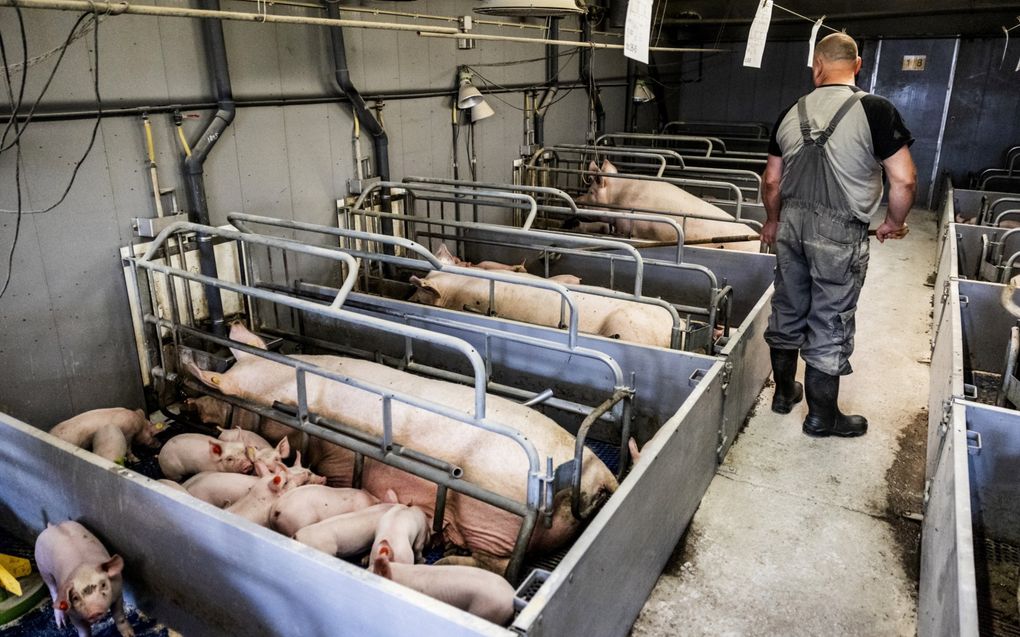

[624,0,653,64]
[807,17,825,67]
[744,0,774,68]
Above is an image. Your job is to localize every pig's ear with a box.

[409,276,442,304]
[601,159,618,174]
[587,160,603,187]
[275,436,290,459]
[435,244,457,266]
[290,450,303,469]
[373,540,394,579]
[253,460,272,477]
[187,362,225,390]
[268,473,286,493]
[101,555,124,578]
[208,440,224,458]
[228,322,268,361]
[384,488,399,504]
[245,445,258,463]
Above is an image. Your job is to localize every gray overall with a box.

[764,91,871,376]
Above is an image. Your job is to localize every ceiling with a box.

[638,1,1020,40]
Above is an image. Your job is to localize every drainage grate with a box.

[513,568,551,611]
[976,536,1020,637]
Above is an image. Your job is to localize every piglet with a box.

[293,503,400,557]
[269,484,380,537]
[34,521,133,637]
[372,541,515,625]
[156,479,188,494]
[369,504,430,571]
[184,395,300,450]
[50,408,166,464]
[225,461,301,527]
[157,433,252,481]
[218,427,290,467]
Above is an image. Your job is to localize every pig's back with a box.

[35,522,110,587]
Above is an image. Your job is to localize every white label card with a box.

[624,0,653,64]
[807,18,825,67]
[743,0,774,69]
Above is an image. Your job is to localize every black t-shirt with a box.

[767,86,914,160]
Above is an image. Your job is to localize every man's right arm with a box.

[761,154,784,246]
[875,146,916,242]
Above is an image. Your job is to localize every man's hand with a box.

[875,219,909,243]
[761,219,780,246]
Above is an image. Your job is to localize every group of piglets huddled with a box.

[43,402,516,630]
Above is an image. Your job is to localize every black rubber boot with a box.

[802,365,868,437]
[770,348,803,414]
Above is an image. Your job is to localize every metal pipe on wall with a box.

[533,16,560,147]
[579,14,605,141]
[325,1,392,239]
[624,57,636,132]
[183,0,234,337]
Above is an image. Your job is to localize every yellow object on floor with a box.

[0,565,21,598]
[0,556,29,580]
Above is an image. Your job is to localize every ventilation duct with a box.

[474,0,585,17]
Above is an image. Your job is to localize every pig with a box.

[293,503,400,556]
[225,461,303,526]
[269,484,380,537]
[157,433,253,481]
[189,323,617,573]
[434,244,527,272]
[50,408,166,464]
[574,159,760,251]
[218,427,290,467]
[409,269,674,348]
[372,540,515,625]
[34,521,133,637]
[369,503,430,571]
[184,395,301,450]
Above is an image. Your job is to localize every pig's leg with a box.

[92,425,129,465]
[112,594,135,637]
[41,572,65,628]
[68,613,93,637]
[434,555,479,567]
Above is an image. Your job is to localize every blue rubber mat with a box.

[585,438,621,476]
[2,602,170,637]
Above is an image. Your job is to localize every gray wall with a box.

[0,2,632,427]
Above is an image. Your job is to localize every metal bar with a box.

[353,182,539,231]
[416,30,727,53]
[0,0,463,33]
[597,132,714,157]
[403,176,582,216]
[571,388,630,520]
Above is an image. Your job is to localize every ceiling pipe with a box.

[661,5,1020,26]
[183,0,234,337]
[579,13,604,142]
[324,1,393,240]
[533,16,561,147]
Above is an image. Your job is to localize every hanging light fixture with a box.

[633,79,655,103]
[471,100,495,122]
[474,0,585,17]
[457,68,484,110]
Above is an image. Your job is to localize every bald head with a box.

[812,33,862,87]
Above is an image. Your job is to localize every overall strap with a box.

[814,89,865,147]
[796,97,813,145]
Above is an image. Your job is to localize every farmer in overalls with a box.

[761,33,917,437]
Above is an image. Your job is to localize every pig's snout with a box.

[87,610,105,622]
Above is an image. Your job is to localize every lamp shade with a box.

[474,0,585,16]
[633,79,655,103]
[471,99,495,122]
[457,83,484,110]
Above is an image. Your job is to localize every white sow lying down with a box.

[576,159,760,251]
[409,245,676,348]
[189,324,618,576]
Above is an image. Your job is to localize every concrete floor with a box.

[632,209,935,636]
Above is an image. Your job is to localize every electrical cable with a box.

[0,10,104,215]
[1,12,92,152]
[0,7,29,151]
[0,7,28,299]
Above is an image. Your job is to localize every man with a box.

[761,33,917,438]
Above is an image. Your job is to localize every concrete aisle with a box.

[632,209,935,637]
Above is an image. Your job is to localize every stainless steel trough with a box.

[922,222,1020,637]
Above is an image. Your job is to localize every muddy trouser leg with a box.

[765,206,812,351]
[801,212,870,376]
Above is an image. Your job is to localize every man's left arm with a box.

[875,146,917,243]
[761,154,784,246]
